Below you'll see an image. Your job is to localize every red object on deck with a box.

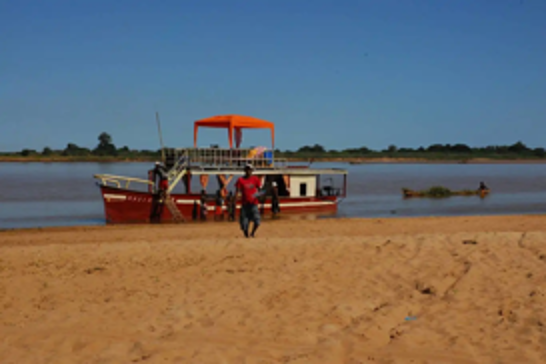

[98,185,338,224]
[159,179,168,191]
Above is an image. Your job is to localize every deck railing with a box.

[94,174,153,190]
[164,147,287,170]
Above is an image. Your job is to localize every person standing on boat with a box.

[235,163,262,237]
[227,191,236,221]
[200,190,208,220]
[478,181,489,191]
[214,189,224,221]
[153,162,169,195]
[271,181,280,216]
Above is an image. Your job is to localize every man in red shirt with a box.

[235,163,262,237]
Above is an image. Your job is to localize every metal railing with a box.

[94,174,153,190]
[166,149,188,180]
[164,147,287,169]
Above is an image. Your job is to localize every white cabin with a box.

[289,175,317,198]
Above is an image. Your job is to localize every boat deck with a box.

[164,147,347,175]
[165,147,286,170]
[94,147,347,195]
[185,167,347,175]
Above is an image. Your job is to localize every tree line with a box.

[6,133,161,158]
[288,141,546,158]
[2,133,545,159]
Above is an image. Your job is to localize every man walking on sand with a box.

[235,163,262,238]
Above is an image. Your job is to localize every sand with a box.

[1,215,546,364]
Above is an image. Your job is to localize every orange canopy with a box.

[193,115,275,148]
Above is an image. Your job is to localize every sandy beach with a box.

[1,215,546,363]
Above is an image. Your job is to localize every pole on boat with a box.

[156,112,166,164]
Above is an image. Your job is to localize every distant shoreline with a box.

[2,156,546,164]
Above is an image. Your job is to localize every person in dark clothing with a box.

[478,181,488,191]
[227,191,236,221]
[149,162,168,220]
[153,162,169,197]
[214,189,224,221]
[192,200,198,221]
[200,190,207,221]
[271,181,280,216]
[200,196,207,220]
[150,195,163,223]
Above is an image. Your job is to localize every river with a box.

[1,162,545,229]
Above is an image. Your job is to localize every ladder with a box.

[157,149,188,223]
[163,193,185,223]
[167,150,189,181]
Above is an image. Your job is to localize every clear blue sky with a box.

[1,0,545,152]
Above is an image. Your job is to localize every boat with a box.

[93,115,348,224]
[402,187,490,199]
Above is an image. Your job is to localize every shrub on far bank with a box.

[5,137,546,161]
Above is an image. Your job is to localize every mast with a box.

[156,112,166,164]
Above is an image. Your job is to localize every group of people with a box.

[196,189,236,222]
[153,161,278,238]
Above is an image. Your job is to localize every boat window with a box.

[299,183,307,197]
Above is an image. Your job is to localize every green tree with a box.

[93,132,117,156]
[42,147,53,156]
[118,146,130,154]
[508,141,529,154]
[450,144,471,153]
[533,147,546,157]
[62,143,90,156]
[427,144,445,153]
[387,144,398,153]
[297,144,325,154]
[99,132,112,145]
[342,146,371,155]
[20,149,37,156]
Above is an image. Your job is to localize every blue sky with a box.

[1,0,545,152]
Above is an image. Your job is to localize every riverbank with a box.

[0,156,155,163]
[2,155,546,164]
[2,215,546,363]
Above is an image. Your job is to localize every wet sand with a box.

[1,215,546,363]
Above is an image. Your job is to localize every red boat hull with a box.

[99,185,339,224]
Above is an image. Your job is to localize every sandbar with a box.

[1,215,546,363]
